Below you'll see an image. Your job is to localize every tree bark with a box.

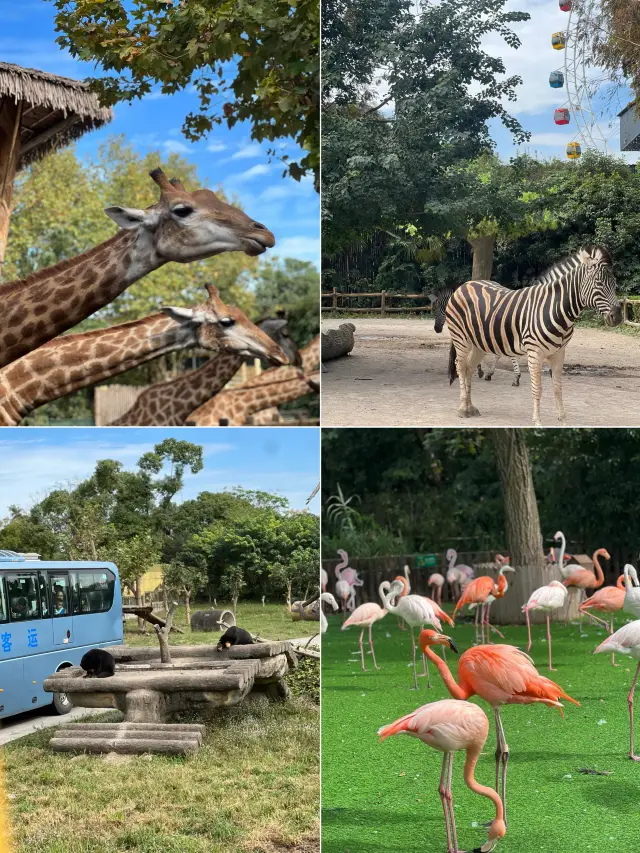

[135,578,146,633]
[185,589,191,626]
[0,99,22,277]
[490,430,552,624]
[155,601,178,663]
[469,235,495,280]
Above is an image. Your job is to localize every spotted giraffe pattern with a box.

[185,336,321,426]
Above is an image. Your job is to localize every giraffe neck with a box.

[0,312,197,425]
[0,229,165,368]
[301,336,320,373]
[111,352,244,426]
[190,366,313,425]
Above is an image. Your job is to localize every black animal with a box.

[80,648,116,678]
[217,626,254,651]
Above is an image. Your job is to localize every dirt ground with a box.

[321,316,640,426]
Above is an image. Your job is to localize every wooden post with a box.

[332,287,337,313]
[380,290,387,315]
[0,98,23,278]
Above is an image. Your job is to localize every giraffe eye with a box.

[172,204,194,218]
[220,317,235,327]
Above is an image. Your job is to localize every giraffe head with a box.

[162,285,288,364]
[105,168,275,262]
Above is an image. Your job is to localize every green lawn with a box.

[124,601,317,646]
[322,611,640,853]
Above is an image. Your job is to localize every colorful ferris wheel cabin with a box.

[559,0,572,10]
[554,108,570,125]
[552,32,567,50]
[549,71,564,89]
[566,141,582,159]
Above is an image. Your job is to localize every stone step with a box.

[50,736,200,756]
[56,728,202,744]
[59,722,206,735]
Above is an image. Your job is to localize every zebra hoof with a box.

[458,406,481,418]
[477,368,484,378]
[512,378,520,387]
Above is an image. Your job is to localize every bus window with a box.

[72,570,116,614]
[49,575,70,617]
[7,574,40,621]
[37,573,50,618]
[0,579,8,623]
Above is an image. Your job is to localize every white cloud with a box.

[228,164,271,184]
[525,132,575,147]
[231,143,264,160]
[163,140,191,154]
[260,175,315,201]
[272,235,320,264]
[207,141,228,153]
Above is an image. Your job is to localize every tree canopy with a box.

[49,0,319,181]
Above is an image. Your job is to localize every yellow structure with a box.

[566,141,582,159]
[552,32,566,50]
[137,566,164,597]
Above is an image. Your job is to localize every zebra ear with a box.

[578,248,596,267]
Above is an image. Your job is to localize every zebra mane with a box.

[535,245,612,286]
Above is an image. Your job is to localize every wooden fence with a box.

[321,289,433,315]
[622,296,640,328]
[322,551,617,624]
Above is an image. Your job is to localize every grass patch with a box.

[322,611,639,853]
[5,698,318,853]
[123,601,316,647]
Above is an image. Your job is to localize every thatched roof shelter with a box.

[0,61,112,268]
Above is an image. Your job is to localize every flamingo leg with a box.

[583,609,608,630]
[445,751,459,853]
[579,589,586,631]
[358,628,366,671]
[438,752,454,853]
[610,616,619,667]
[397,617,406,632]
[410,625,418,690]
[494,708,509,825]
[485,603,505,640]
[474,607,480,644]
[547,613,556,671]
[368,623,380,670]
[629,660,640,761]
[525,608,532,652]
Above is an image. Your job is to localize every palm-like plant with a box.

[326,483,361,533]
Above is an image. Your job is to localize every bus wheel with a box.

[52,692,73,715]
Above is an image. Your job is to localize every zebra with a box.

[430,288,521,385]
[445,245,622,425]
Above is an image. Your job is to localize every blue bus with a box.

[0,550,123,719]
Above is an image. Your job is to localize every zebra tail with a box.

[448,343,458,385]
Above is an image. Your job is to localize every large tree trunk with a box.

[0,99,22,277]
[184,589,191,626]
[135,579,146,634]
[469,235,495,280]
[490,430,572,623]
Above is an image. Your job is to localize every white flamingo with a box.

[321,568,328,592]
[623,564,640,619]
[595,619,640,761]
[381,580,442,690]
[428,572,445,605]
[392,564,411,630]
[522,580,568,670]
[320,592,339,633]
[446,549,474,600]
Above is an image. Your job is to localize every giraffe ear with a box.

[105,206,159,230]
[161,306,207,325]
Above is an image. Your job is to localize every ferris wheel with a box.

[550,0,619,159]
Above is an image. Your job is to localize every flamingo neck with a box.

[592,550,606,588]
[448,550,456,570]
[422,647,468,700]
[617,575,626,590]
[463,746,505,844]
[625,565,639,590]
[557,533,566,567]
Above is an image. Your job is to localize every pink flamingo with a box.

[378,699,506,853]
[392,565,410,631]
[595,619,640,760]
[428,572,445,605]
[453,564,514,644]
[419,629,580,821]
[334,550,353,616]
[342,597,387,671]
[522,580,567,670]
[562,547,608,629]
[321,568,328,592]
[580,575,625,666]
[382,580,442,690]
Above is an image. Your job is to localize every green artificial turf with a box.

[322,611,640,853]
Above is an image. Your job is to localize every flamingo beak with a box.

[448,638,459,654]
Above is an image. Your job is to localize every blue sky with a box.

[2,2,319,265]
[0,428,320,519]
[484,0,638,163]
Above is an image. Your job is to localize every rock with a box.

[190,609,235,632]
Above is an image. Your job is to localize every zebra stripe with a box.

[445,245,622,425]
[432,286,521,383]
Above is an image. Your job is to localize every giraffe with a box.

[185,335,321,425]
[186,367,320,425]
[0,286,285,425]
[0,168,275,369]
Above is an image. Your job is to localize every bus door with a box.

[0,576,24,717]
[48,573,74,646]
